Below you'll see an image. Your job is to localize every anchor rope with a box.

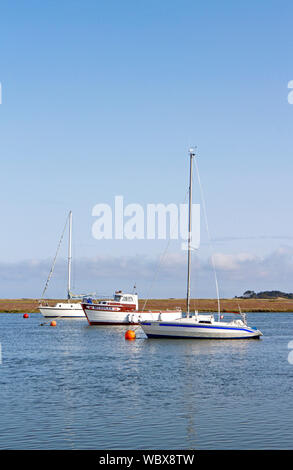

[193,157,221,320]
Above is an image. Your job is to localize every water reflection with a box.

[0,313,292,449]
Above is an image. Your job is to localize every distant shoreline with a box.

[1,298,293,313]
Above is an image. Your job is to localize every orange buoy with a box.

[125,329,136,340]
[23,313,29,319]
[50,320,57,327]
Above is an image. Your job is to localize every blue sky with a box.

[1,0,293,298]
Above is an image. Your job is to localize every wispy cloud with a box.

[212,252,257,271]
[211,246,293,282]
[1,246,293,297]
[1,247,293,281]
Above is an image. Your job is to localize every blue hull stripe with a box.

[141,322,255,333]
[146,334,260,339]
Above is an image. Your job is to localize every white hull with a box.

[39,303,85,318]
[83,307,182,325]
[140,318,263,339]
[139,150,260,341]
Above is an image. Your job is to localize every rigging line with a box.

[193,157,221,320]
[141,235,172,312]
[40,213,70,300]
[142,188,190,312]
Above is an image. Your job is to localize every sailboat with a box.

[140,149,263,339]
[39,211,85,318]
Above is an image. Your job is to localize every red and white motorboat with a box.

[82,290,182,325]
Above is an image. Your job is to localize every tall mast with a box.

[67,211,72,300]
[186,148,195,317]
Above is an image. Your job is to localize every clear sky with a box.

[1,0,293,299]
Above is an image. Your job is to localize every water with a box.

[0,312,292,449]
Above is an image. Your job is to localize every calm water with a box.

[0,312,292,449]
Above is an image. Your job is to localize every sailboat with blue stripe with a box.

[140,149,263,340]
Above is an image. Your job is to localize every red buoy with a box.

[50,320,57,327]
[23,313,29,319]
[125,330,136,340]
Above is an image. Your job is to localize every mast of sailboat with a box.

[67,210,72,300]
[186,148,195,317]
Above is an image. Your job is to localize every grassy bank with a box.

[1,298,293,313]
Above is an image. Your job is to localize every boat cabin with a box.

[83,291,139,311]
[112,291,138,309]
[195,314,214,324]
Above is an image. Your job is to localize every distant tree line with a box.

[236,290,293,299]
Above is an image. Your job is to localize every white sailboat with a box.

[39,211,85,318]
[140,149,263,339]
